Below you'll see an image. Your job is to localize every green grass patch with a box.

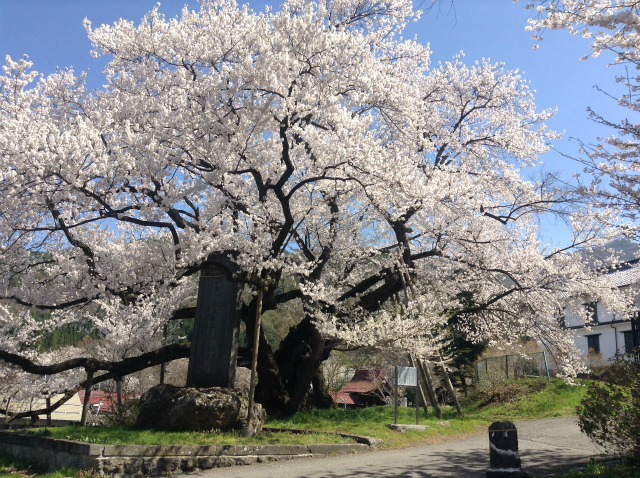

[9,378,590,451]
[0,454,85,478]
[464,378,589,421]
[266,405,485,448]
[546,458,640,477]
[17,426,355,446]
[267,378,590,448]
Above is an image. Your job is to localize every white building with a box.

[0,392,82,424]
[564,239,640,363]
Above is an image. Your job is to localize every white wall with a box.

[564,299,615,328]
[573,322,633,362]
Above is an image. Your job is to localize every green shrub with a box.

[555,458,640,477]
[101,398,140,426]
[466,371,548,406]
[577,355,640,462]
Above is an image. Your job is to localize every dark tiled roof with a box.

[604,266,640,288]
[583,238,640,270]
[339,369,386,394]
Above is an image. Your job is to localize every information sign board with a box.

[396,366,418,386]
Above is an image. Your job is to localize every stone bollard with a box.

[487,421,528,478]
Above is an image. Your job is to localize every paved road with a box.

[179,417,602,478]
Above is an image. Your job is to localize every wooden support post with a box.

[116,378,123,414]
[394,365,399,425]
[407,354,429,415]
[45,397,51,426]
[80,371,94,427]
[417,358,441,419]
[416,358,436,408]
[244,289,263,438]
[438,357,464,417]
[3,398,10,424]
[160,323,168,385]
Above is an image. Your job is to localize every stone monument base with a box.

[486,471,530,478]
[385,424,427,431]
[136,384,266,434]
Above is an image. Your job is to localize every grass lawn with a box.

[0,378,599,476]
[10,378,589,450]
[545,459,640,477]
[18,427,356,446]
[0,454,83,478]
[266,378,589,448]
[463,378,589,420]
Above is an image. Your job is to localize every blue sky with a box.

[0,0,627,243]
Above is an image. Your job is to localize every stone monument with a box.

[186,253,241,388]
[487,420,528,477]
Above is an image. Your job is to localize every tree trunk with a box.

[311,363,334,409]
[271,316,329,413]
[287,323,326,413]
[243,293,332,415]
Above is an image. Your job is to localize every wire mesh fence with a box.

[475,351,551,382]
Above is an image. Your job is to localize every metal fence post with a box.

[542,351,550,381]
[505,354,509,380]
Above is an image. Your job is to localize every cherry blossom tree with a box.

[524,1,640,232]
[0,0,630,414]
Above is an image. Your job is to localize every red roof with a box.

[329,391,362,406]
[78,390,135,413]
[340,369,386,394]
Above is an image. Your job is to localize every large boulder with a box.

[136,384,266,433]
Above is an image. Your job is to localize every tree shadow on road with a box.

[283,446,596,478]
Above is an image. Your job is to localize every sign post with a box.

[396,366,419,424]
[415,368,420,425]
[387,365,425,431]
[394,366,399,425]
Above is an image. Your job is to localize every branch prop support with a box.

[244,288,263,437]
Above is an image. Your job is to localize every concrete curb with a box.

[263,427,384,448]
[0,429,377,477]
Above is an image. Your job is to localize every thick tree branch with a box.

[0,343,191,375]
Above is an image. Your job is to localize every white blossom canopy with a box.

[0,0,631,380]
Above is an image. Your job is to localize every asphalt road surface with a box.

[177,417,602,478]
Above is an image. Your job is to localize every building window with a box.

[586,334,601,355]
[623,331,635,353]
[584,302,599,324]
